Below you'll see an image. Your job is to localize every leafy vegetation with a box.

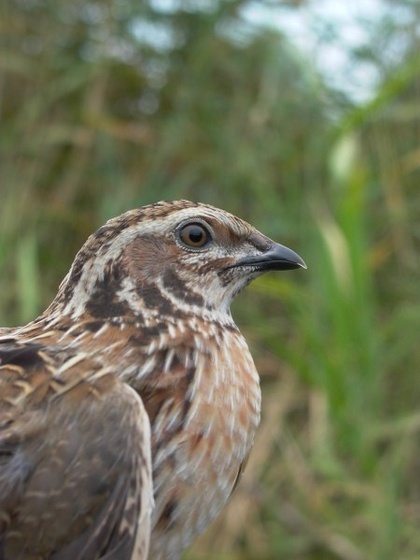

[2,1,420,558]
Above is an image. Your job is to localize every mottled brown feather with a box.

[0,345,153,560]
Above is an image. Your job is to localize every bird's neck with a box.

[10,305,239,382]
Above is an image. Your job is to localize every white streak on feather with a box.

[93,322,110,338]
[167,323,176,340]
[163,348,174,374]
[137,357,156,378]
[58,352,89,374]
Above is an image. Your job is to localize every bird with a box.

[0,200,305,560]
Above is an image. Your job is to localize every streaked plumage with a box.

[0,200,305,559]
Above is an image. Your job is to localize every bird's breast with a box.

[144,326,261,560]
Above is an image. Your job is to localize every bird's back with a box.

[0,333,153,560]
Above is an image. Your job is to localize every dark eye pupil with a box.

[188,227,204,243]
[179,223,210,248]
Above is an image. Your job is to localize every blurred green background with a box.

[2,0,420,558]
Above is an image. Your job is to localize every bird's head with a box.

[53,201,306,321]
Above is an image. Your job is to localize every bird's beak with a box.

[231,242,307,272]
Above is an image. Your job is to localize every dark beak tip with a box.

[267,243,307,272]
[296,256,307,270]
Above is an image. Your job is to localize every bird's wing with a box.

[0,340,153,560]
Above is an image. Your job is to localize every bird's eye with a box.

[178,223,211,249]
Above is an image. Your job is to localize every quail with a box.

[0,200,305,559]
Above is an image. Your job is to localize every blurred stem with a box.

[17,234,40,322]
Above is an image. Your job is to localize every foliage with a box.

[2,1,420,558]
